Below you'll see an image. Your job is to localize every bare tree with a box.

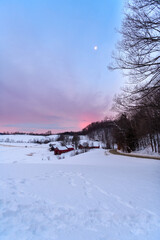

[72,134,80,149]
[109,0,160,111]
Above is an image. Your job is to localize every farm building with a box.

[78,141,100,149]
[89,141,100,149]
[54,145,74,155]
[54,146,69,155]
[66,145,74,151]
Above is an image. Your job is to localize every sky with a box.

[0,0,125,133]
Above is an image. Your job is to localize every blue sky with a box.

[0,0,125,133]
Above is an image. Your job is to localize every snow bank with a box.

[133,146,160,157]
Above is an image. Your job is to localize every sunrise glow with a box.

[0,0,124,133]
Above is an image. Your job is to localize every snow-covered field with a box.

[0,136,160,240]
[0,134,58,144]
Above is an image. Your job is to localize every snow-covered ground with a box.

[133,146,160,157]
[0,138,160,239]
[0,134,59,143]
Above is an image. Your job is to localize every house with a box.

[90,141,100,149]
[78,141,100,149]
[54,146,69,155]
[54,145,74,155]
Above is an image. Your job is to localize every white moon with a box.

[94,45,98,51]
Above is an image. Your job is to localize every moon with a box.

[94,45,98,51]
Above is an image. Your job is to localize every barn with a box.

[54,145,74,155]
[66,145,74,151]
[89,141,100,149]
[78,141,100,149]
[54,146,69,155]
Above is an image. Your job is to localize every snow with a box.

[66,145,74,149]
[0,136,160,239]
[118,146,160,159]
[133,146,160,157]
[0,134,58,143]
[79,139,100,148]
[56,145,68,151]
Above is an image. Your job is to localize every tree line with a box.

[107,0,160,153]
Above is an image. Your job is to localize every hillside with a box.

[0,135,160,239]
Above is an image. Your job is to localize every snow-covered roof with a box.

[56,146,67,150]
[66,145,74,149]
